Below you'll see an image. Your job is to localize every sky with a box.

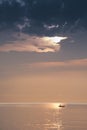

[0,0,87,103]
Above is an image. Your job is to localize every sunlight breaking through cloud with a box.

[0,33,67,53]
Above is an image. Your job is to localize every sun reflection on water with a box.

[40,103,64,130]
[47,103,66,110]
[53,105,62,130]
[51,103,62,109]
[25,103,65,130]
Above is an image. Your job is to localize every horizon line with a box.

[0,102,87,105]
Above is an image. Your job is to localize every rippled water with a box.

[0,103,87,130]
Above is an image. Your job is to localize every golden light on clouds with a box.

[0,33,67,53]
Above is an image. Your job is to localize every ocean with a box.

[0,103,87,130]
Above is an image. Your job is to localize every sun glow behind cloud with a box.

[0,33,67,53]
[43,36,67,43]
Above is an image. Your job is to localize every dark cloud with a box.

[0,0,24,24]
[0,0,87,34]
[0,0,87,57]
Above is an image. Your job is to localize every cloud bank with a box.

[28,58,87,72]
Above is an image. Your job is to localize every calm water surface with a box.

[0,103,87,130]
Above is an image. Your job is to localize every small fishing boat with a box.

[58,104,65,107]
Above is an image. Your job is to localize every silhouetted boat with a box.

[58,104,65,107]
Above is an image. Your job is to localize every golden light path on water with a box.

[45,103,65,130]
[0,102,65,130]
[46,102,66,109]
